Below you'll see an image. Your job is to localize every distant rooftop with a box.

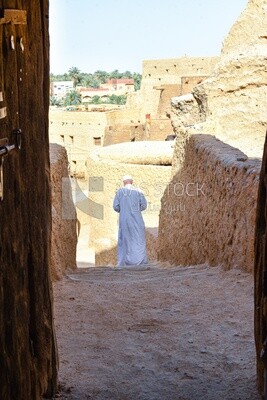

[105,79,134,85]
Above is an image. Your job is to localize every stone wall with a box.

[86,141,174,265]
[158,134,260,273]
[50,144,77,280]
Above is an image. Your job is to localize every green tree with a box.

[81,74,100,88]
[68,67,81,88]
[50,69,142,91]
[94,70,109,84]
[50,96,62,106]
[122,70,133,78]
[133,72,142,90]
[107,94,127,105]
[64,90,82,106]
[109,69,121,79]
[90,95,102,104]
[50,72,70,82]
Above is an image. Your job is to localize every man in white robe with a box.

[113,175,148,266]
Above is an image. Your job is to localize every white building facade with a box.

[51,81,74,100]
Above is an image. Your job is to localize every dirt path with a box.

[52,263,260,400]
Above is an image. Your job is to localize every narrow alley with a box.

[52,264,259,400]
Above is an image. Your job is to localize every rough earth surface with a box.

[158,134,261,273]
[52,263,260,400]
[50,143,78,280]
[191,0,267,159]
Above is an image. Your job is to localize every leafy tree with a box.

[50,73,70,82]
[107,94,127,105]
[50,73,56,82]
[94,70,109,84]
[122,70,133,78]
[50,96,62,106]
[90,95,102,104]
[109,69,121,79]
[133,72,142,90]
[50,69,142,91]
[68,67,81,88]
[81,75,99,88]
[64,90,82,106]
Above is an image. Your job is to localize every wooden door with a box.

[0,4,58,399]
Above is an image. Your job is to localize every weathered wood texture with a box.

[0,2,58,399]
[254,133,267,397]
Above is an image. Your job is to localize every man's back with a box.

[113,180,148,266]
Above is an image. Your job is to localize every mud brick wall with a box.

[50,144,77,280]
[158,134,260,272]
[103,123,145,145]
[49,110,107,177]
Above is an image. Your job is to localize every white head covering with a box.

[122,175,133,182]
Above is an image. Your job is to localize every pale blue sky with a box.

[49,0,248,74]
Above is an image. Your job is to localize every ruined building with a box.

[103,56,219,145]
[49,56,219,178]
[81,0,267,395]
[155,0,266,395]
[158,0,266,270]
[1,0,267,398]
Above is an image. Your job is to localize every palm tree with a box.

[82,75,100,88]
[123,70,133,78]
[133,72,142,90]
[68,67,81,88]
[94,70,109,84]
[64,90,82,106]
[110,69,121,79]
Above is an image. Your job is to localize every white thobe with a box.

[113,184,148,266]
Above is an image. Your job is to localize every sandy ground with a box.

[52,136,263,400]
[52,263,260,400]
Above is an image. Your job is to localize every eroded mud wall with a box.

[192,0,267,158]
[158,134,260,273]
[0,2,57,399]
[50,143,77,281]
